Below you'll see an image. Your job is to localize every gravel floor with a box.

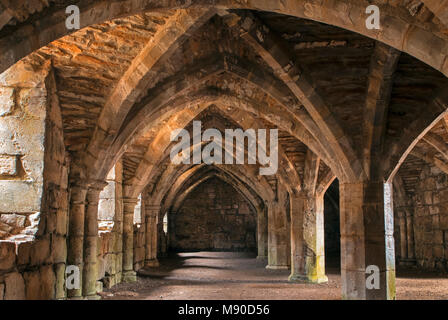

[101,252,448,300]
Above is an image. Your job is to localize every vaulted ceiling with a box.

[2,1,448,204]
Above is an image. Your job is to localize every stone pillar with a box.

[145,205,160,267]
[398,212,408,260]
[67,181,89,299]
[257,204,268,260]
[113,162,124,282]
[158,218,167,257]
[122,198,138,282]
[339,181,395,300]
[266,201,289,269]
[406,212,416,260]
[289,194,327,283]
[315,195,327,281]
[289,194,306,279]
[398,209,416,266]
[82,180,107,299]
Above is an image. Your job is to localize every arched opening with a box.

[1,2,448,301]
[324,179,341,271]
[162,213,168,235]
[168,177,257,253]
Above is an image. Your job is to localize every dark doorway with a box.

[168,177,257,253]
[324,179,341,270]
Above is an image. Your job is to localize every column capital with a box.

[145,204,161,211]
[86,180,108,204]
[123,197,139,206]
[88,180,108,191]
[145,205,160,218]
[290,192,308,201]
[69,178,91,190]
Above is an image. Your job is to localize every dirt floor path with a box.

[101,252,448,300]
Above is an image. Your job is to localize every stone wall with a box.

[169,178,257,252]
[406,165,448,270]
[97,231,122,290]
[133,224,145,271]
[98,167,117,228]
[0,59,54,241]
[0,59,69,299]
[97,161,124,290]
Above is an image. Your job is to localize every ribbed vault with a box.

[2,1,448,301]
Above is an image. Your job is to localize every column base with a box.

[288,273,328,284]
[256,255,267,260]
[67,296,85,300]
[85,294,102,300]
[266,265,289,270]
[144,259,160,268]
[122,271,137,283]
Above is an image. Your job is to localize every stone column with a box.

[122,197,138,282]
[145,205,160,267]
[314,195,327,282]
[339,181,395,300]
[399,209,416,266]
[257,204,268,260]
[289,194,327,283]
[398,212,408,260]
[406,212,416,260]
[266,201,289,269]
[67,181,89,299]
[113,162,124,282]
[289,194,306,280]
[82,180,107,299]
[158,218,167,257]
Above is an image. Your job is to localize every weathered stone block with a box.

[0,181,43,213]
[52,236,67,264]
[0,221,13,234]
[0,213,26,228]
[440,214,448,230]
[54,263,66,300]
[39,265,55,299]
[423,191,433,204]
[104,253,117,276]
[4,272,25,300]
[19,88,46,119]
[0,283,4,300]
[433,245,444,259]
[0,87,15,116]
[434,230,444,245]
[0,241,16,270]
[56,210,67,235]
[0,155,18,176]
[30,238,50,266]
[23,270,41,300]
[16,241,32,266]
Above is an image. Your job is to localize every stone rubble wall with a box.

[98,168,117,224]
[97,230,122,290]
[133,224,145,271]
[0,59,69,299]
[410,165,448,270]
[169,178,257,252]
[97,162,124,290]
[0,60,130,300]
